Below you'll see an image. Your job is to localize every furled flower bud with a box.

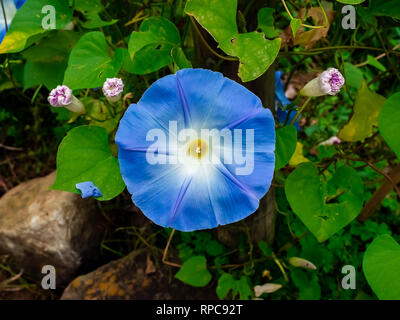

[102,78,124,102]
[75,181,102,198]
[300,68,345,97]
[254,283,283,297]
[48,85,85,113]
[319,136,342,146]
[288,257,317,270]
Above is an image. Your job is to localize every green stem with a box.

[279,46,400,57]
[290,96,311,126]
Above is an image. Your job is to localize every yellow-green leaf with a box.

[338,81,386,142]
[289,142,310,166]
[0,0,73,54]
[290,18,302,37]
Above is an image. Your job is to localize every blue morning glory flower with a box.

[116,69,275,232]
[76,181,102,198]
[275,71,300,130]
[0,0,26,44]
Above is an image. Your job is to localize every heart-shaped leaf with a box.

[122,17,181,75]
[363,234,400,300]
[22,31,82,90]
[285,163,364,242]
[51,125,125,201]
[378,92,400,159]
[175,255,212,287]
[185,0,280,82]
[0,0,74,54]
[63,31,123,89]
[220,33,281,82]
[339,81,386,142]
[290,18,302,37]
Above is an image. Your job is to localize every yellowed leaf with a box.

[338,81,386,142]
[289,142,310,166]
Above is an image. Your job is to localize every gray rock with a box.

[0,171,105,285]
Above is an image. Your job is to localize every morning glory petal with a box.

[225,107,275,153]
[116,103,173,152]
[207,162,260,226]
[138,74,187,130]
[118,145,181,199]
[163,171,219,231]
[176,68,262,129]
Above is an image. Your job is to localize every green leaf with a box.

[175,256,212,287]
[275,125,297,170]
[128,17,180,57]
[291,269,321,300]
[338,81,386,142]
[366,55,386,72]
[185,0,280,82]
[369,0,400,19]
[285,163,364,242]
[258,241,272,256]
[22,31,82,90]
[290,18,302,37]
[216,274,253,300]
[63,31,123,89]
[82,14,118,29]
[237,276,253,300]
[205,240,225,256]
[257,8,279,38]
[216,273,236,299]
[378,92,400,159]
[336,0,367,4]
[51,125,125,201]
[122,17,181,74]
[220,33,281,82]
[171,47,192,71]
[0,0,74,53]
[185,0,238,42]
[75,0,102,13]
[363,235,400,300]
[344,62,363,90]
[75,0,118,28]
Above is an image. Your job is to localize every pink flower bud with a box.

[300,68,345,97]
[48,85,85,113]
[102,78,124,102]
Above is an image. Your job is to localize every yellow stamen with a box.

[187,139,208,159]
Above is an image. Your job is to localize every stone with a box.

[61,250,217,300]
[0,171,105,285]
